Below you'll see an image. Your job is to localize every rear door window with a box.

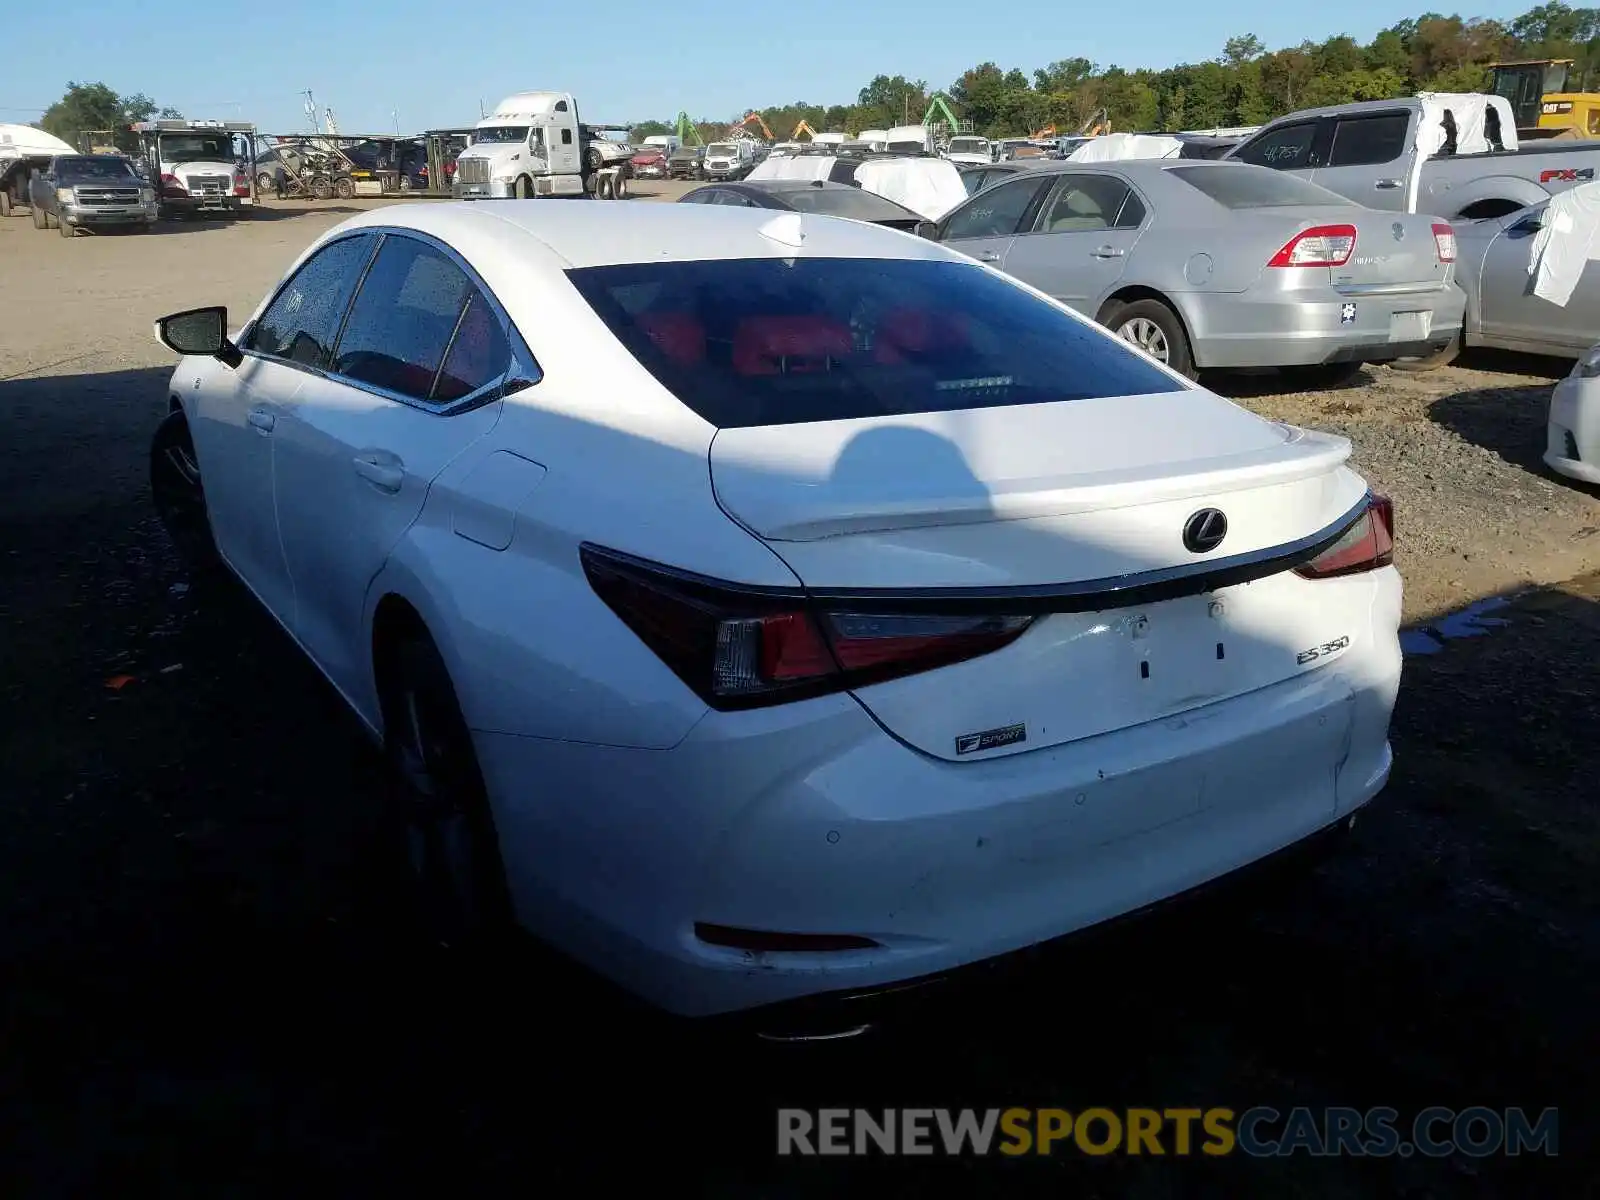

[1326,113,1410,167]
[1031,174,1138,233]
[332,234,509,405]
[1234,121,1318,170]
[564,255,1185,429]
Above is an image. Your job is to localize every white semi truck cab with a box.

[454,91,629,199]
[133,120,258,217]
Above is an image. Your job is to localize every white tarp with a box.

[1066,132,1183,163]
[1416,93,1518,157]
[1527,180,1600,305]
[852,157,967,220]
[0,123,75,160]
[747,155,835,182]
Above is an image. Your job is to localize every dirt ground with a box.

[0,195,1596,1195]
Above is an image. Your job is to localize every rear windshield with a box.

[1168,164,1352,208]
[770,186,917,222]
[565,257,1185,429]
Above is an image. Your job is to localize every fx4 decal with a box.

[1297,635,1350,666]
[1539,167,1596,184]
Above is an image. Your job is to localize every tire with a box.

[0,188,11,217]
[31,202,45,229]
[311,178,332,201]
[333,176,355,200]
[379,634,514,949]
[256,172,274,193]
[1280,361,1365,389]
[614,174,628,200]
[149,411,221,574]
[1388,330,1462,373]
[513,174,532,199]
[43,208,58,229]
[1102,298,1195,379]
[596,173,614,200]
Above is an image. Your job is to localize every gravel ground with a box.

[0,195,1596,1195]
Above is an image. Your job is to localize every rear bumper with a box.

[473,567,1402,1018]
[1546,372,1600,484]
[1188,284,1467,370]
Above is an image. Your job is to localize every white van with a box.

[702,140,755,180]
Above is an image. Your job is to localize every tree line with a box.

[34,82,183,148]
[631,2,1600,142]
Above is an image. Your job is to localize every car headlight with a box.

[1577,345,1600,378]
[56,187,73,204]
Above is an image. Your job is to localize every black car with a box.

[677,179,931,232]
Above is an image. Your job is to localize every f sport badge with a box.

[1340,302,1357,325]
[955,723,1027,755]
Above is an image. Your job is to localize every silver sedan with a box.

[1395,198,1600,372]
[931,160,1466,383]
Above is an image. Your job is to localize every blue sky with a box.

[2,0,1528,135]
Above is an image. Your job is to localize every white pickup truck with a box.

[453,91,631,199]
[1229,93,1600,220]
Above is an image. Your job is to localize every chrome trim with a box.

[582,491,1376,617]
[236,225,543,418]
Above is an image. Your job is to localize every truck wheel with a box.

[311,178,332,200]
[597,173,614,200]
[614,174,628,199]
[334,177,355,199]
[0,189,11,217]
[514,175,532,199]
[32,203,45,229]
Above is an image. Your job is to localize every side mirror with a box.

[915,219,939,240]
[155,306,242,368]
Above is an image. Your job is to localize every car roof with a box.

[328,198,959,269]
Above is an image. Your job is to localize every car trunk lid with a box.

[708,393,1373,761]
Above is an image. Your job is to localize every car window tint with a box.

[245,234,374,368]
[681,189,718,204]
[1034,174,1128,233]
[1115,188,1147,228]
[941,176,1049,239]
[1234,122,1317,169]
[961,170,989,195]
[565,256,1185,429]
[332,235,476,403]
[1326,114,1409,167]
[432,292,512,403]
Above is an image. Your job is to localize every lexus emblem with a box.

[1392,222,1406,241]
[1182,508,1228,554]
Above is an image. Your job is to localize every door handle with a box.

[247,408,275,432]
[976,250,1001,262]
[1375,179,1402,189]
[352,454,403,493]
[1092,245,1126,258]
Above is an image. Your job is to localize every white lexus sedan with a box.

[150,201,1402,1025]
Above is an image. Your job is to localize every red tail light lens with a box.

[1268,224,1357,268]
[1431,222,1457,262]
[1295,494,1394,579]
[580,544,1035,709]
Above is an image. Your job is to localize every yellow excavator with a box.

[1487,59,1600,139]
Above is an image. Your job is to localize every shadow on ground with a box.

[0,367,1595,1195]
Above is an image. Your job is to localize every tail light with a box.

[1268,224,1357,268]
[580,544,1035,709]
[1295,494,1394,579]
[1431,222,1457,262]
